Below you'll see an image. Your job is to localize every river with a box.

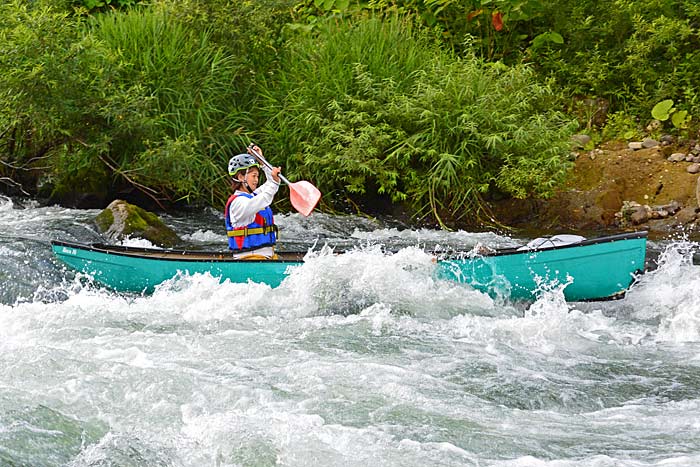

[1,195,699,466]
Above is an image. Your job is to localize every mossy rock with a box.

[95,200,181,247]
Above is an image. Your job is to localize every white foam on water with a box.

[443,287,621,356]
[0,244,24,257]
[623,241,700,343]
[150,272,275,323]
[178,403,478,466]
[0,195,14,211]
[276,244,496,319]
[273,211,382,243]
[3,206,700,466]
[180,228,226,243]
[116,236,161,248]
[433,239,700,354]
[67,431,182,467]
[0,200,97,230]
[490,455,700,467]
[1,268,698,467]
[350,226,518,249]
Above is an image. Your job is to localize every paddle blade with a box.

[288,180,321,217]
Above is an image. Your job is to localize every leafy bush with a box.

[292,0,548,60]
[0,1,261,205]
[259,17,576,226]
[525,0,700,122]
[294,0,700,129]
[73,0,139,13]
[3,0,696,225]
[0,0,112,197]
[602,112,643,141]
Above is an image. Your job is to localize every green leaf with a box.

[422,11,437,26]
[549,32,564,44]
[335,0,350,10]
[671,110,691,129]
[530,31,564,50]
[651,99,674,121]
[623,129,637,140]
[83,0,105,8]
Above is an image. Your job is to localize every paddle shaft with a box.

[247,146,291,185]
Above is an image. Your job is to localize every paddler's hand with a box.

[248,144,263,161]
[270,166,281,184]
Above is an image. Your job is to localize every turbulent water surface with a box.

[1,195,699,467]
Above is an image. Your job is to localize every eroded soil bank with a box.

[489,141,700,240]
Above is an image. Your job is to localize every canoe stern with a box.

[436,232,647,301]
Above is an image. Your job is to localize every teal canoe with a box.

[52,231,647,300]
[51,241,305,293]
[436,231,647,301]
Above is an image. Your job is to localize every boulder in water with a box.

[95,199,180,247]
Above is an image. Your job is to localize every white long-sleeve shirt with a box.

[228,166,280,228]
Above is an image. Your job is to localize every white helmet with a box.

[228,154,259,177]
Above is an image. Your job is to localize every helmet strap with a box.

[238,168,253,193]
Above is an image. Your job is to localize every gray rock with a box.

[619,201,649,226]
[628,142,644,150]
[630,206,649,225]
[571,134,592,148]
[660,134,675,144]
[650,201,680,218]
[95,199,181,247]
[688,163,700,174]
[659,200,681,214]
[668,153,687,162]
[676,206,699,224]
[642,138,660,148]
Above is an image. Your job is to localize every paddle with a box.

[247,144,321,217]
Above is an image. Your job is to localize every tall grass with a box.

[0,0,294,207]
[88,6,251,203]
[259,16,577,226]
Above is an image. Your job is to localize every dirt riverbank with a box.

[489,141,700,239]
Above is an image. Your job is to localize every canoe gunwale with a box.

[441,231,648,260]
[50,240,307,263]
[52,231,649,264]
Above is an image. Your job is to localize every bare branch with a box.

[97,154,168,210]
[0,177,30,196]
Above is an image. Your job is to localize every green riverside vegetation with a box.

[0,0,698,228]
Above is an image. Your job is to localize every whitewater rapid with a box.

[1,195,700,466]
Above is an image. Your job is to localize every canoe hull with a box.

[51,241,303,293]
[53,232,647,301]
[436,232,647,301]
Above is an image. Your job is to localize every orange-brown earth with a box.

[489,141,700,239]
